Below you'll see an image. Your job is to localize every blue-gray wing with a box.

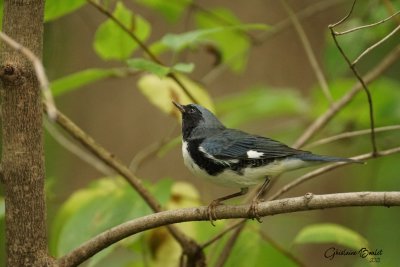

[200,129,306,160]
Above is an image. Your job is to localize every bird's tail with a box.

[296,153,364,164]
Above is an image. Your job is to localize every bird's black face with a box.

[173,102,203,139]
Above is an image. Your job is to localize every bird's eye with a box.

[189,108,196,113]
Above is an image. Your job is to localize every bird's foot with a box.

[248,198,263,223]
[207,199,222,226]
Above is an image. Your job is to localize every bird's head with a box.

[173,101,225,139]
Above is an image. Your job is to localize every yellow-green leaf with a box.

[137,73,214,117]
[294,223,369,250]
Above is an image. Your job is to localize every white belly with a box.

[181,141,310,188]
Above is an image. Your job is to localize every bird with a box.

[172,101,362,224]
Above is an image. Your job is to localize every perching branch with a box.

[58,191,400,267]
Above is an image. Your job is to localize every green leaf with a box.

[194,8,268,72]
[44,0,86,22]
[0,198,4,219]
[94,2,151,60]
[127,58,195,77]
[220,225,297,267]
[135,0,192,22]
[216,85,308,127]
[127,58,170,77]
[293,223,368,250]
[161,24,267,52]
[51,68,128,97]
[172,62,195,73]
[137,73,215,116]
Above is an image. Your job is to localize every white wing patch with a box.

[199,146,236,166]
[246,150,264,159]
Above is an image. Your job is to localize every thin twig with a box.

[352,24,400,65]
[256,0,347,42]
[306,125,400,148]
[329,0,357,28]
[334,10,400,35]
[201,220,245,249]
[87,0,198,104]
[329,1,381,154]
[294,44,400,148]
[58,191,400,267]
[280,0,333,103]
[129,124,178,173]
[0,31,57,120]
[269,146,400,201]
[213,222,245,267]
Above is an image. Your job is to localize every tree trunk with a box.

[0,0,53,265]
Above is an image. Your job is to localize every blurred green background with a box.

[0,0,399,266]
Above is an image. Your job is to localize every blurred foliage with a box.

[311,78,400,134]
[51,68,129,97]
[0,0,399,266]
[127,58,194,76]
[134,0,192,22]
[51,177,173,265]
[293,223,369,251]
[216,85,308,128]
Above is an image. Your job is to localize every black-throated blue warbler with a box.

[173,101,361,224]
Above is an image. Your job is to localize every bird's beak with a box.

[172,101,185,113]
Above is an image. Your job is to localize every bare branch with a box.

[334,10,400,35]
[306,125,400,148]
[269,146,400,201]
[0,31,57,120]
[58,191,400,267]
[280,0,333,103]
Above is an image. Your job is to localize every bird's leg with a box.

[207,187,249,226]
[248,177,271,223]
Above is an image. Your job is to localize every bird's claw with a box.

[207,200,222,226]
[248,199,263,223]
